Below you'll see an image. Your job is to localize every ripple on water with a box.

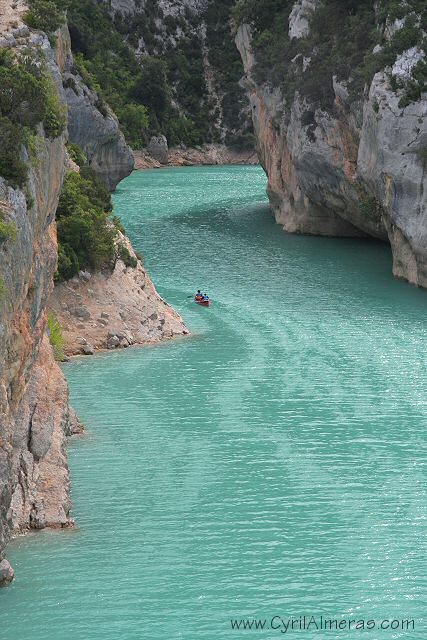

[1,166,427,640]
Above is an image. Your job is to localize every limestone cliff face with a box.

[58,28,134,191]
[0,29,73,583]
[236,11,427,287]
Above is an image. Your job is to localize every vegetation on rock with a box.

[0,210,17,243]
[118,244,138,269]
[232,0,427,108]
[24,0,67,33]
[67,0,251,148]
[47,311,66,361]
[56,166,116,281]
[0,49,66,188]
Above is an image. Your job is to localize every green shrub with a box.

[24,0,66,33]
[0,275,5,304]
[117,103,149,149]
[112,215,125,234]
[55,170,117,280]
[0,117,28,187]
[0,48,66,188]
[67,141,87,167]
[47,311,66,361]
[359,195,383,220]
[118,244,137,268]
[0,213,17,243]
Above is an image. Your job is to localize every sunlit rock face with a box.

[235,3,427,287]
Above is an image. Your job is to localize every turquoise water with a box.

[2,165,427,639]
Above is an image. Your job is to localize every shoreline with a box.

[133,143,259,170]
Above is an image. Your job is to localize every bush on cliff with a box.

[67,0,249,147]
[0,49,66,188]
[56,170,116,281]
[24,0,67,33]
[47,311,66,361]
[232,0,426,108]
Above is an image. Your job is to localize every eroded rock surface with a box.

[236,9,427,287]
[50,233,188,355]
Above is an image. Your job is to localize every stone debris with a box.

[50,232,188,355]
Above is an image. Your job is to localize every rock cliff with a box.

[63,61,135,190]
[0,20,73,584]
[235,2,427,287]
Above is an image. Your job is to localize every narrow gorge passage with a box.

[2,165,427,639]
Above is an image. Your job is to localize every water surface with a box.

[2,165,427,639]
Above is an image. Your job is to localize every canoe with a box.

[194,297,210,306]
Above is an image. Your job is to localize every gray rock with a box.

[0,559,14,586]
[147,135,169,164]
[235,19,427,287]
[12,25,30,38]
[97,318,108,326]
[72,306,91,320]
[100,312,109,319]
[69,407,84,435]
[78,270,91,281]
[81,343,94,355]
[0,34,16,49]
[64,72,134,190]
[106,335,120,348]
[29,415,54,461]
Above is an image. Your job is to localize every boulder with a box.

[0,559,14,586]
[147,135,169,164]
[81,343,94,355]
[106,335,120,349]
[78,270,91,282]
[72,306,91,321]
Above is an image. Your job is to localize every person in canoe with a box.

[194,290,210,306]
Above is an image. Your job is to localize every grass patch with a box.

[47,311,66,361]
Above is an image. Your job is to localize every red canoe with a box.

[194,297,210,306]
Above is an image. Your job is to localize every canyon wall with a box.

[0,24,72,584]
[0,6,184,584]
[235,3,427,287]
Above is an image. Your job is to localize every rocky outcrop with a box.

[63,63,134,190]
[147,135,169,164]
[50,232,188,355]
[236,10,427,287]
[0,4,180,585]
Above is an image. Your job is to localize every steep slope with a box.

[235,1,427,287]
[67,0,254,150]
[0,18,74,585]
